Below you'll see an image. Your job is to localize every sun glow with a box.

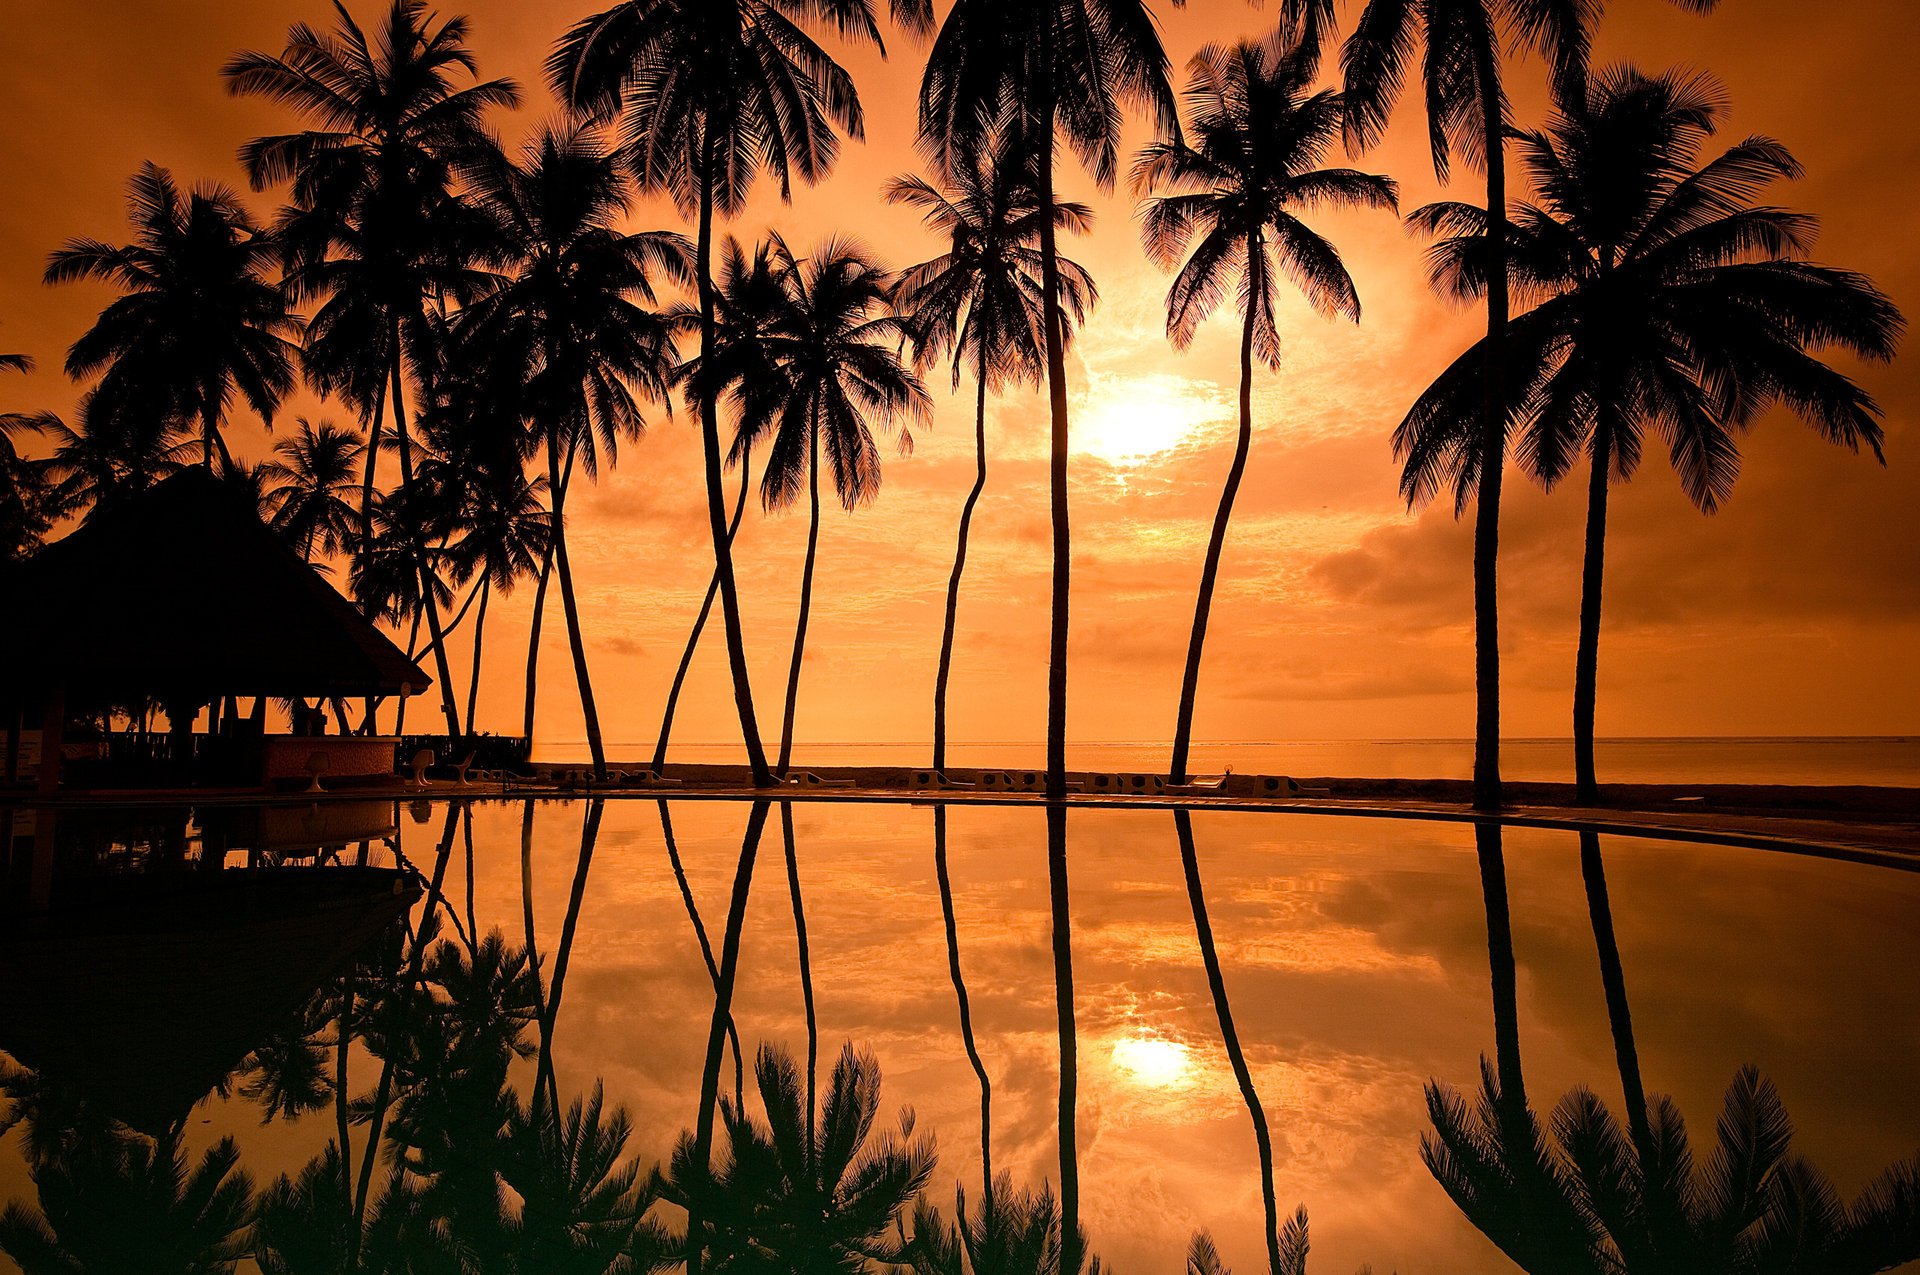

[1109,1033,1195,1089]
[1073,375,1219,467]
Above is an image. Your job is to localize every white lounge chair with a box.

[304,750,330,794]
[786,771,855,789]
[407,748,434,788]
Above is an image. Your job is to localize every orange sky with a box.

[2,0,1915,755]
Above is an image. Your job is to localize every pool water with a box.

[2,798,1916,1273]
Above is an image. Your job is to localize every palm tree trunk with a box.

[334,971,354,1197]
[358,391,387,588]
[661,798,745,1108]
[535,798,604,1112]
[391,610,422,738]
[696,152,773,786]
[547,435,607,781]
[780,801,818,1165]
[1171,237,1261,784]
[1046,802,1082,1275]
[1035,81,1073,802]
[1475,821,1528,1120]
[934,373,991,776]
[687,800,773,1275]
[1573,424,1613,802]
[1175,810,1281,1275]
[1579,831,1651,1156]
[934,804,993,1211]
[521,441,573,750]
[466,576,491,740]
[1470,39,1511,813]
[388,339,463,740]
[654,444,753,774]
[776,417,823,778]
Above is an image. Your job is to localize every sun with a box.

[1110,1033,1195,1089]
[1073,374,1218,467]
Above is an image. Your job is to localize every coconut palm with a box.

[737,238,927,777]
[0,1131,254,1273]
[906,1177,1090,1275]
[458,124,686,779]
[919,0,1179,798]
[550,0,910,788]
[651,235,787,775]
[1183,1217,1310,1275]
[45,163,302,474]
[261,417,366,564]
[0,355,59,562]
[39,389,199,523]
[1341,0,1600,810]
[887,133,1097,779]
[501,1083,669,1273]
[1136,37,1398,784]
[663,1041,936,1275]
[1397,66,1902,801]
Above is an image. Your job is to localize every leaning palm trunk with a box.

[933,373,991,775]
[465,576,491,739]
[388,341,464,739]
[1170,238,1261,784]
[1470,44,1511,813]
[1175,810,1282,1275]
[695,156,773,786]
[535,798,604,1114]
[1475,822,1528,1120]
[780,802,818,1158]
[661,799,746,1108]
[775,420,823,777]
[687,801,773,1275]
[547,434,607,781]
[1573,423,1613,801]
[934,804,993,1209]
[357,391,387,588]
[522,543,554,745]
[1578,830,1651,1156]
[1045,802,1082,1275]
[653,444,752,773]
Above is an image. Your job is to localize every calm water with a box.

[2,798,1917,1273]
[540,737,1920,787]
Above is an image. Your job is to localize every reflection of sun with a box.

[1110,1034,1195,1089]
[1074,376,1215,467]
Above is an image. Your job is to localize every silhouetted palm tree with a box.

[1172,811,1286,1275]
[0,355,58,561]
[1137,37,1398,784]
[501,1083,670,1272]
[661,798,748,1108]
[1397,66,1902,800]
[40,388,198,522]
[741,238,927,776]
[1184,1215,1309,1275]
[460,124,686,778]
[651,235,786,775]
[1043,804,1083,1271]
[261,417,366,564]
[888,136,1096,778]
[780,802,821,1155]
[1342,0,1597,810]
[664,1042,936,1275]
[907,1177,1091,1275]
[550,0,907,787]
[920,0,1178,797]
[0,1130,254,1273]
[46,163,302,473]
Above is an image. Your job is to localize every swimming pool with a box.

[2,798,1915,1273]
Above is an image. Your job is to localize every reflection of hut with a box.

[0,469,428,792]
[0,866,418,1135]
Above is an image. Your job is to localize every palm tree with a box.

[920,0,1179,798]
[39,388,198,523]
[1397,66,1902,801]
[651,235,786,775]
[550,0,914,788]
[0,355,59,562]
[887,134,1097,779]
[1183,1216,1310,1275]
[500,1083,668,1271]
[260,417,366,564]
[1137,37,1398,784]
[1342,0,1600,811]
[663,1042,936,1274]
[46,163,302,473]
[780,802,821,1156]
[740,238,927,777]
[459,124,686,779]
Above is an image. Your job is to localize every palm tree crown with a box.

[261,417,367,564]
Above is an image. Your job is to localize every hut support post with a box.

[36,684,66,797]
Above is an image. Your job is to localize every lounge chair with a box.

[303,750,330,794]
[407,748,435,788]
[786,771,855,789]
[1165,775,1228,796]
[449,750,479,785]
[620,768,684,788]
[1251,775,1329,798]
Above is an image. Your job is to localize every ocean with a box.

[535,736,1919,787]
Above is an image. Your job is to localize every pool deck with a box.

[9,767,1917,868]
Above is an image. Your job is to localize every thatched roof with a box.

[0,467,429,702]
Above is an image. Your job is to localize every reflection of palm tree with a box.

[551,0,897,788]
[0,1130,253,1272]
[781,802,821,1153]
[665,1042,936,1275]
[1578,831,1651,1159]
[46,162,301,472]
[1184,1215,1308,1275]
[886,138,1095,777]
[934,805,994,1208]
[908,1176,1087,1275]
[535,799,608,1111]
[661,799,747,1109]
[1136,39,1397,784]
[502,1083,670,1273]
[1173,811,1282,1275]
[1428,1064,1920,1273]
[920,0,1177,797]
[1044,804,1083,1273]
[1396,67,1902,801]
